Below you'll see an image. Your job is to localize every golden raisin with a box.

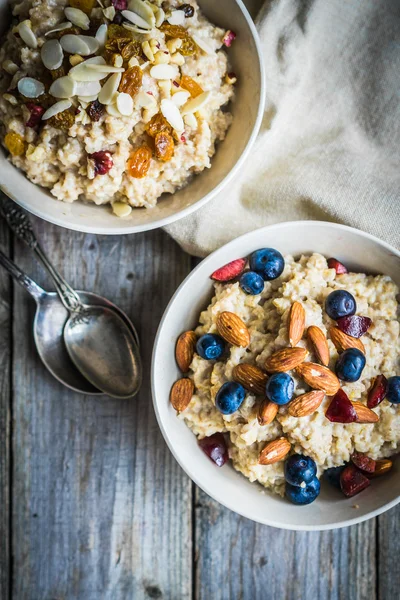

[4,132,25,156]
[180,75,203,98]
[107,24,134,40]
[145,112,173,138]
[47,109,75,133]
[69,0,96,14]
[50,66,66,80]
[127,145,152,178]
[120,40,142,62]
[159,23,188,38]
[154,131,174,162]
[118,66,142,98]
[179,36,196,56]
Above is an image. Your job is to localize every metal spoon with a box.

[1,198,142,399]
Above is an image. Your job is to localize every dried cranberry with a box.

[172,80,180,88]
[86,99,104,122]
[25,102,45,128]
[327,257,348,274]
[180,133,186,143]
[179,3,195,17]
[367,374,388,408]
[198,433,229,467]
[340,464,370,497]
[111,0,127,10]
[351,451,376,474]
[325,389,357,423]
[337,315,372,338]
[210,258,247,282]
[89,151,113,175]
[112,11,124,24]
[222,30,236,47]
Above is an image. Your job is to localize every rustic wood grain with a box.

[11,220,192,600]
[378,505,400,599]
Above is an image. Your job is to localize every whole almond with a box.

[175,331,197,372]
[352,401,379,423]
[307,326,330,366]
[170,378,194,412]
[295,362,340,395]
[258,399,279,425]
[216,311,250,347]
[368,458,393,478]
[265,347,308,373]
[232,363,268,395]
[288,390,325,417]
[330,326,365,354]
[259,437,291,465]
[288,301,306,347]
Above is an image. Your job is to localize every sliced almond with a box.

[264,347,308,373]
[45,22,73,36]
[75,80,101,97]
[175,331,197,373]
[87,64,125,73]
[181,91,211,115]
[295,363,340,395]
[216,312,250,348]
[42,99,72,120]
[150,64,179,80]
[171,90,190,106]
[122,9,152,30]
[155,6,165,27]
[106,102,121,116]
[60,34,91,56]
[41,39,64,71]
[258,400,279,426]
[192,34,213,55]
[368,458,393,478]
[232,363,268,396]
[69,56,108,81]
[307,326,330,366]
[116,92,134,115]
[112,202,132,218]
[288,390,325,418]
[98,72,122,105]
[64,7,90,30]
[330,326,365,354]
[122,23,150,35]
[160,98,184,132]
[103,6,116,20]
[259,438,291,465]
[167,9,186,25]
[49,76,77,99]
[77,35,100,54]
[95,23,108,48]
[170,378,194,412]
[18,22,38,49]
[127,0,156,27]
[352,402,379,423]
[17,77,45,99]
[288,301,305,347]
[136,89,157,108]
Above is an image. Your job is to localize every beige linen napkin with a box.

[165,0,400,257]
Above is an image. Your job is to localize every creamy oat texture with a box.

[181,253,400,497]
[0,0,233,211]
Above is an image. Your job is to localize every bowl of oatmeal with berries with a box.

[152,221,400,530]
[0,0,264,232]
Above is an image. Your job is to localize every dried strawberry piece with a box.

[198,433,229,467]
[25,102,45,128]
[367,374,388,408]
[222,30,236,47]
[111,0,127,10]
[327,257,348,274]
[89,151,113,175]
[351,451,376,474]
[337,315,372,338]
[340,464,370,497]
[210,258,246,282]
[325,389,357,423]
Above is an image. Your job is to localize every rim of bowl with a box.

[0,0,266,235]
[151,221,400,531]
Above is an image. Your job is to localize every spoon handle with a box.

[0,197,84,314]
[0,249,45,302]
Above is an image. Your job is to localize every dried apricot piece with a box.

[180,74,203,98]
[127,145,152,178]
[118,66,142,98]
[47,109,75,132]
[145,112,173,138]
[69,0,96,15]
[155,131,174,162]
[4,132,25,156]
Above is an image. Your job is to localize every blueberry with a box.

[387,376,400,404]
[239,271,264,295]
[285,477,320,505]
[335,348,366,382]
[215,381,246,415]
[196,334,225,360]
[325,290,356,320]
[324,465,345,489]
[284,454,317,487]
[249,248,285,281]
[265,372,294,405]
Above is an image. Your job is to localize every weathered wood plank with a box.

[378,505,400,600]
[11,220,192,599]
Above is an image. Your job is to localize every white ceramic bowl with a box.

[152,221,400,530]
[0,0,264,234]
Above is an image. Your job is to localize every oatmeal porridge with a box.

[171,251,400,504]
[0,0,235,216]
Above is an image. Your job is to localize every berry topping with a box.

[386,376,400,404]
[239,271,264,295]
[340,464,370,497]
[325,290,356,320]
[325,389,357,423]
[367,374,388,408]
[89,151,113,175]
[327,257,348,274]
[25,102,45,128]
[179,3,195,17]
[335,348,366,382]
[198,433,229,467]
[210,258,246,282]
[86,99,104,122]
[111,0,127,10]
[351,451,376,474]
[336,315,372,338]
[249,248,285,281]
[222,30,236,47]
[324,465,345,489]
[196,333,225,360]
[215,381,246,415]
[284,454,317,487]
[285,477,320,505]
[265,372,294,405]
